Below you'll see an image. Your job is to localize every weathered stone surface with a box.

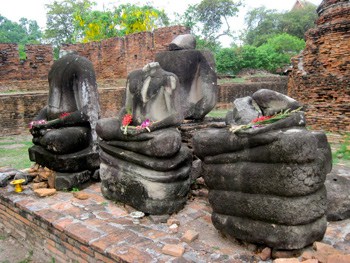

[209,187,327,225]
[100,156,191,215]
[28,54,101,189]
[193,95,332,249]
[212,213,327,250]
[0,169,17,187]
[203,160,329,197]
[29,146,99,173]
[97,62,192,215]
[169,34,196,50]
[325,168,350,221]
[252,89,302,116]
[155,49,217,120]
[32,182,48,190]
[227,96,259,125]
[102,128,182,158]
[55,171,91,191]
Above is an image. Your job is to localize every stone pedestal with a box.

[193,122,332,249]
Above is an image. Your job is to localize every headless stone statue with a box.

[97,62,192,215]
[155,34,217,120]
[193,89,332,249]
[28,54,100,189]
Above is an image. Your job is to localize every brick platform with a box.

[0,175,349,262]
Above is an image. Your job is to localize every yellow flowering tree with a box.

[74,4,169,43]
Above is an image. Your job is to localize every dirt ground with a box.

[0,232,45,263]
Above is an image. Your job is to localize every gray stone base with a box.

[54,170,92,191]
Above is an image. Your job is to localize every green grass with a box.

[331,133,350,165]
[0,136,34,169]
[206,109,228,118]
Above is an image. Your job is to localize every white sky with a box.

[1,0,323,46]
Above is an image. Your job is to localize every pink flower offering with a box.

[252,115,272,123]
[122,114,133,127]
[141,119,151,128]
[59,112,71,118]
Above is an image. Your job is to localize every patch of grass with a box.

[0,235,6,240]
[332,133,350,165]
[70,187,80,192]
[206,109,228,118]
[218,78,245,84]
[0,136,34,169]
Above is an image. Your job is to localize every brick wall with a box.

[0,79,288,136]
[287,0,350,132]
[0,25,190,92]
[0,44,53,82]
[0,195,116,263]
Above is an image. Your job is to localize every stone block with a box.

[162,244,185,257]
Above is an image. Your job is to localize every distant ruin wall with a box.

[0,26,189,90]
[287,0,350,132]
[0,79,288,136]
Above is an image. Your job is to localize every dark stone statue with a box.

[192,89,332,249]
[28,54,100,190]
[96,62,192,215]
[155,34,217,120]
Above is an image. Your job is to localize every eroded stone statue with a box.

[96,62,192,215]
[28,54,100,190]
[155,34,217,120]
[193,89,332,249]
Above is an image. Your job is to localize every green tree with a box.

[243,7,281,46]
[216,33,305,74]
[44,0,95,46]
[0,15,42,44]
[115,4,169,36]
[242,3,317,46]
[0,15,42,59]
[176,0,242,52]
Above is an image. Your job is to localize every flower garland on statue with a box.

[121,113,152,135]
[28,112,71,130]
[229,107,303,134]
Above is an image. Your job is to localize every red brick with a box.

[108,246,154,262]
[162,244,185,257]
[64,223,103,245]
[327,254,350,263]
[182,230,199,243]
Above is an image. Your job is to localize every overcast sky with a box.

[1,0,323,46]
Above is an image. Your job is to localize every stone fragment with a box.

[325,170,350,221]
[32,182,48,190]
[169,34,196,50]
[34,188,57,197]
[258,247,272,261]
[169,224,179,233]
[55,170,91,191]
[162,244,185,257]
[149,215,170,224]
[182,230,199,243]
[167,218,180,226]
[73,192,90,200]
[47,172,56,189]
[228,96,259,125]
[252,89,302,116]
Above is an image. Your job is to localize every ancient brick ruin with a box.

[288,0,350,132]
